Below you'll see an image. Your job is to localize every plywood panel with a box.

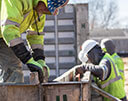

[0,85,39,101]
[42,84,81,101]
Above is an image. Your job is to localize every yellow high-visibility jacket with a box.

[112,53,125,86]
[0,0,47,47]
[96,53,126,101]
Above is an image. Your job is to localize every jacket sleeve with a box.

[83,59,111,80]
[1,0,23,46]
[26,14,46,48]
[26,14,46,61]
[29,14,46,33]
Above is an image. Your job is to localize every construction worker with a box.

[100,38,125,86]
[76,40,126,101]
[0,0,69,83]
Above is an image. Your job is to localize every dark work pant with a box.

[0,38,24,83]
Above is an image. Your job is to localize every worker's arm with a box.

[27,14,50,78]
[26,33,50,78]
[27,13,46,58]
[1,1,45,83]
[76,59,111,80]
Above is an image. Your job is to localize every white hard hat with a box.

[78,40,98,63]
[78,51,88,63]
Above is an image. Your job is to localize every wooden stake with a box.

[30,72,40,85]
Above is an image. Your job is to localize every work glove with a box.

[10,42,44,83]
[75,64,97,77]
[32,48,50,82]
[37,60,50,82]
[75,64,85,78]
[75,63,105,80]
[26,57,44,83]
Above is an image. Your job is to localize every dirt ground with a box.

[122,57,128,99]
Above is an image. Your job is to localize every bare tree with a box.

[89,0,119,30]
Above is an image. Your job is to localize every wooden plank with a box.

[53,67,91,83]
[0,84,39,101]
[53,66,78,82]
[52,71,91,101]
[0,85,7,101]
[42,84,81,101]
[82,83,91,101]
[81,72,91,101]
[0,69,91,101]
[0,82,91,101]
[30,72,39,85]
[91,84,121,101]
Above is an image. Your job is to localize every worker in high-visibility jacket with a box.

[0,0,69,83]
[75,40,126,101]
[100,38,125,86]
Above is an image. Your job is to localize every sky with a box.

[69,0,128,28]
[118,0,128,27]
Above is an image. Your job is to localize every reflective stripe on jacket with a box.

[112,53,125,86]
[0,0,47,47]
[98,53,125,101]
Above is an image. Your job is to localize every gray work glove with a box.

[75,64,103,79]
[75,64,85,78]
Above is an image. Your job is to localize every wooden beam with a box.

[30,72,39,85]
[53,66,79,82]
[91,84,121,101]
[81,71,91,101]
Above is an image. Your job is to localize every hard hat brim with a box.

[78,50,88,63]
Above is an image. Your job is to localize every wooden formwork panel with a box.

[52,69,91,101]
[42,82,91,101]
[0,84,39,101]
[0,70,91,101]
[0,82,91,101]
[0,68,121,101]
[43,84,80,101]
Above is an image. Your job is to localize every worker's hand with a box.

[26,57,44,83]
[75,65,85,78]
[37,60,50,82]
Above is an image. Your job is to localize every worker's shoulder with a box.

[100,57,111,67]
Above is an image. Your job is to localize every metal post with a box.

[54,15,59,77]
